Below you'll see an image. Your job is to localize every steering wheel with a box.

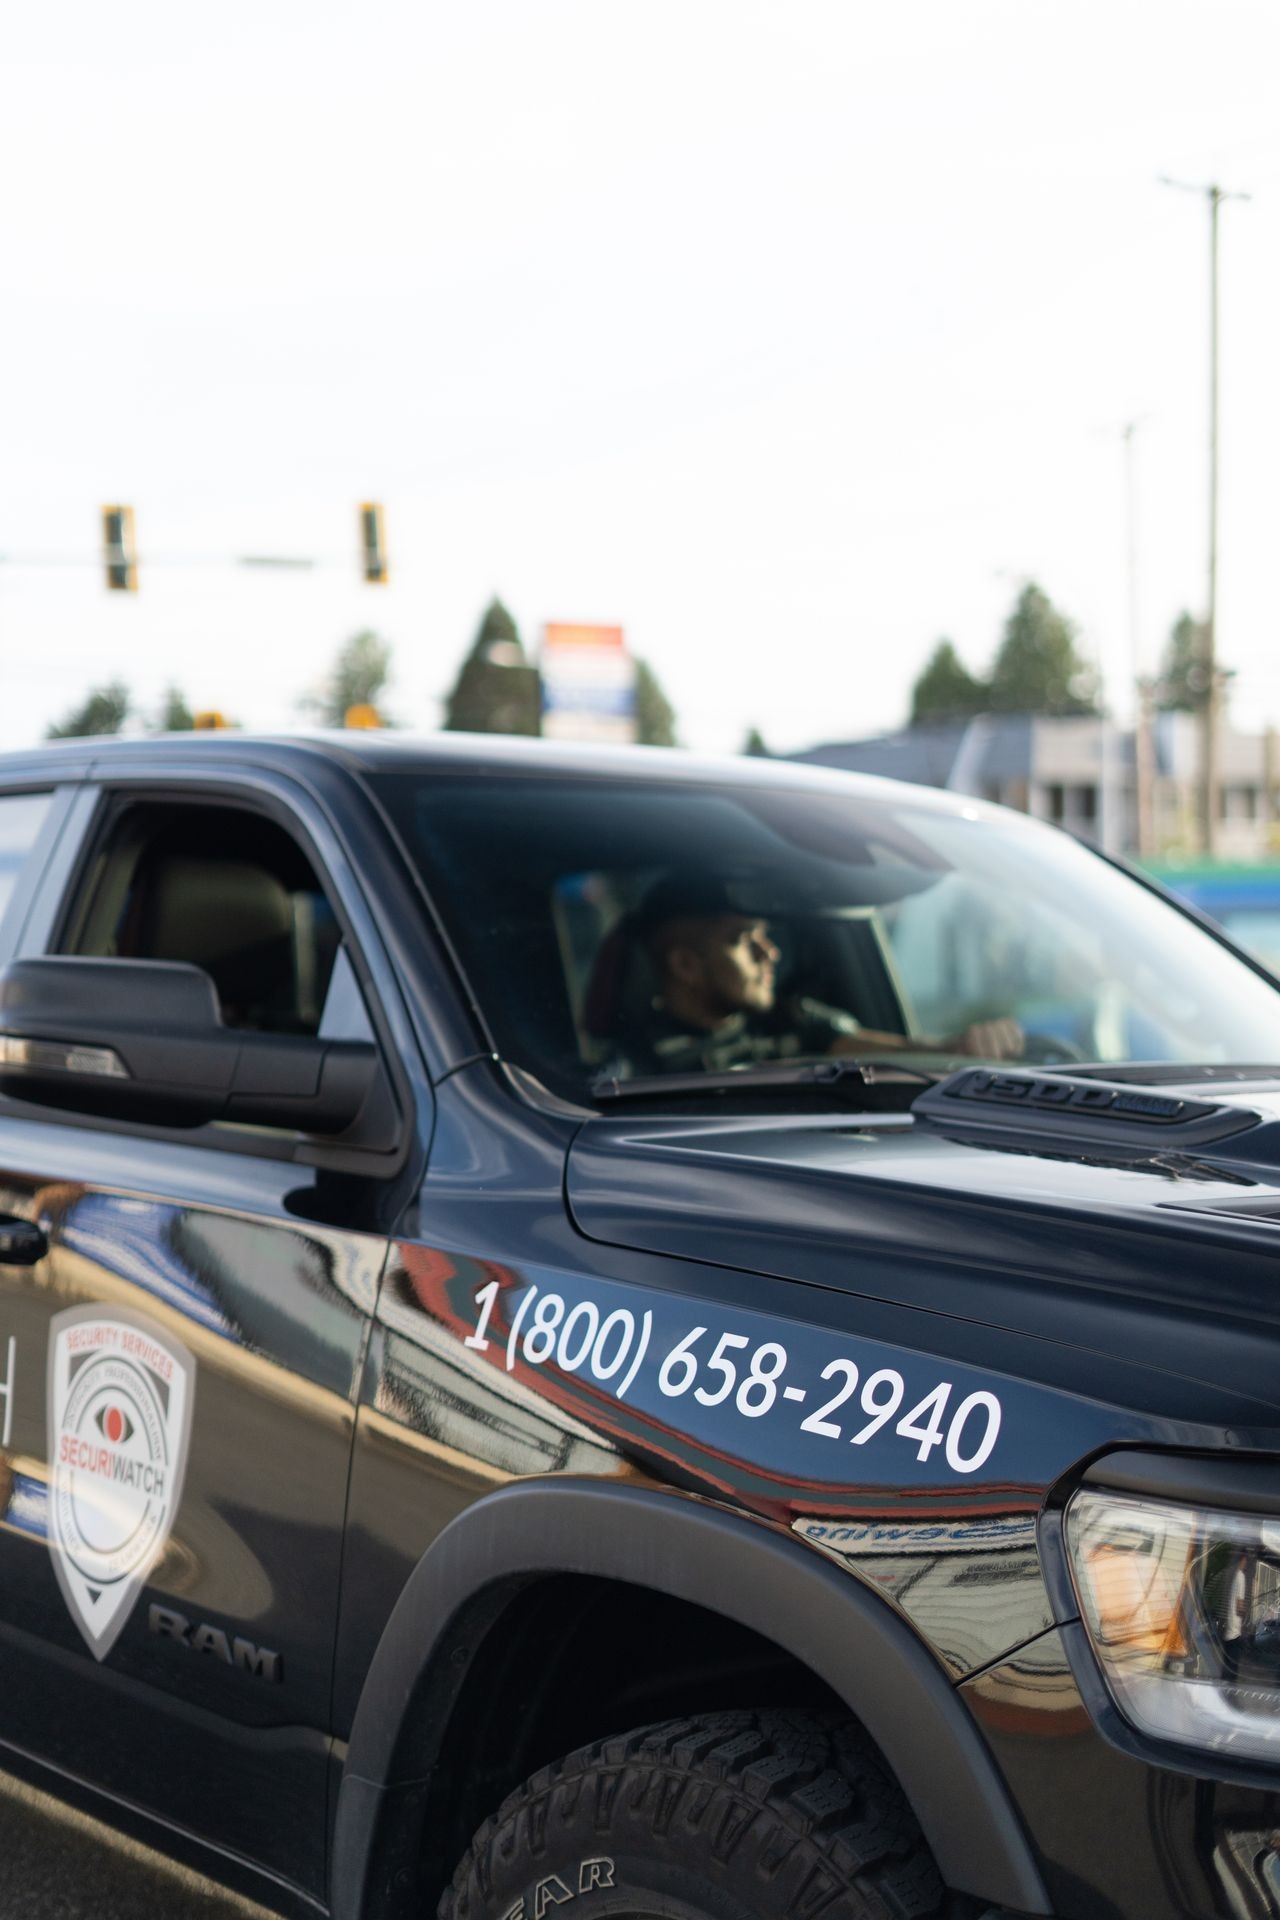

[1018,1031,1088,1066]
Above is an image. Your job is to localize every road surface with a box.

[0,1767,282,1918]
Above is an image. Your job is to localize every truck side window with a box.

[63,802,344,1037]
[317,943,376,1044]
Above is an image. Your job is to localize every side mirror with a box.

[0,956,380,1136]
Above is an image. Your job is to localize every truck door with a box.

[0,778,421,1904]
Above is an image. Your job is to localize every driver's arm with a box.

[830,1019,1024,1061]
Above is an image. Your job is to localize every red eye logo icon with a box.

[95,1405,134,1445]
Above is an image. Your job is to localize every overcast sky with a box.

[2,1,1277,752]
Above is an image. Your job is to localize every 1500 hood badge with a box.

[47,1306,196,1661]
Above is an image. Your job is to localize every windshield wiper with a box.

[590,1057,937,1108]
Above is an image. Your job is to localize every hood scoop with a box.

[913,1068,1260,1162]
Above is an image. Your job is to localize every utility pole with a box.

[1121,420,1156,858]
[1160,176,1250,857]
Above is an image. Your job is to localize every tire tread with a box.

[439,1709,947,1920]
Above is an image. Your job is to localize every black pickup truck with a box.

[1,730,1279,1920]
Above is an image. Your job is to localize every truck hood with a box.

[565,1075,1280,1412]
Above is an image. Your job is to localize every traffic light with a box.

[359,502,388,584]
[102,506,138,592]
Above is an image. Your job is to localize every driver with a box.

[611,873,1023,1078]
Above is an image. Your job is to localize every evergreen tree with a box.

[632,658,678,747]
[986,584,1097,715]
[47,681,131,739]
[741,726,769,757]
[1158,611,1211,712]
[909,640,987,725]
[155,686,195,731]
[443,599,541,735]
[303,630,393,726]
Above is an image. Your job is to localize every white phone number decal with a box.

[466,1281,1001,1476]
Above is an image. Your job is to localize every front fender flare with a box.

[333,1479,1050,1918]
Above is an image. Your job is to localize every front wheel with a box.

[439,1710,947,1920]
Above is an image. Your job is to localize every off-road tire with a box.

[438,1709,948,1920]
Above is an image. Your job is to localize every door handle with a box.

[0,1216,47,1265]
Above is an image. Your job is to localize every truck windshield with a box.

[370,769,1280,1104]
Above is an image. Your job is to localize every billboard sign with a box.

[540,624,637,744]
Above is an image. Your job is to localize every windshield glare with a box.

[373,771,1280,1102]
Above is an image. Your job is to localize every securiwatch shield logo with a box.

[47,1306,196,1661]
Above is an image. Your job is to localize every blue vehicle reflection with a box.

[1147,862,1280,975]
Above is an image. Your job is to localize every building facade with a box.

[792,713,1280,861]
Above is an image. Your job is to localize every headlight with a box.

[1067,1487,1280,1765]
